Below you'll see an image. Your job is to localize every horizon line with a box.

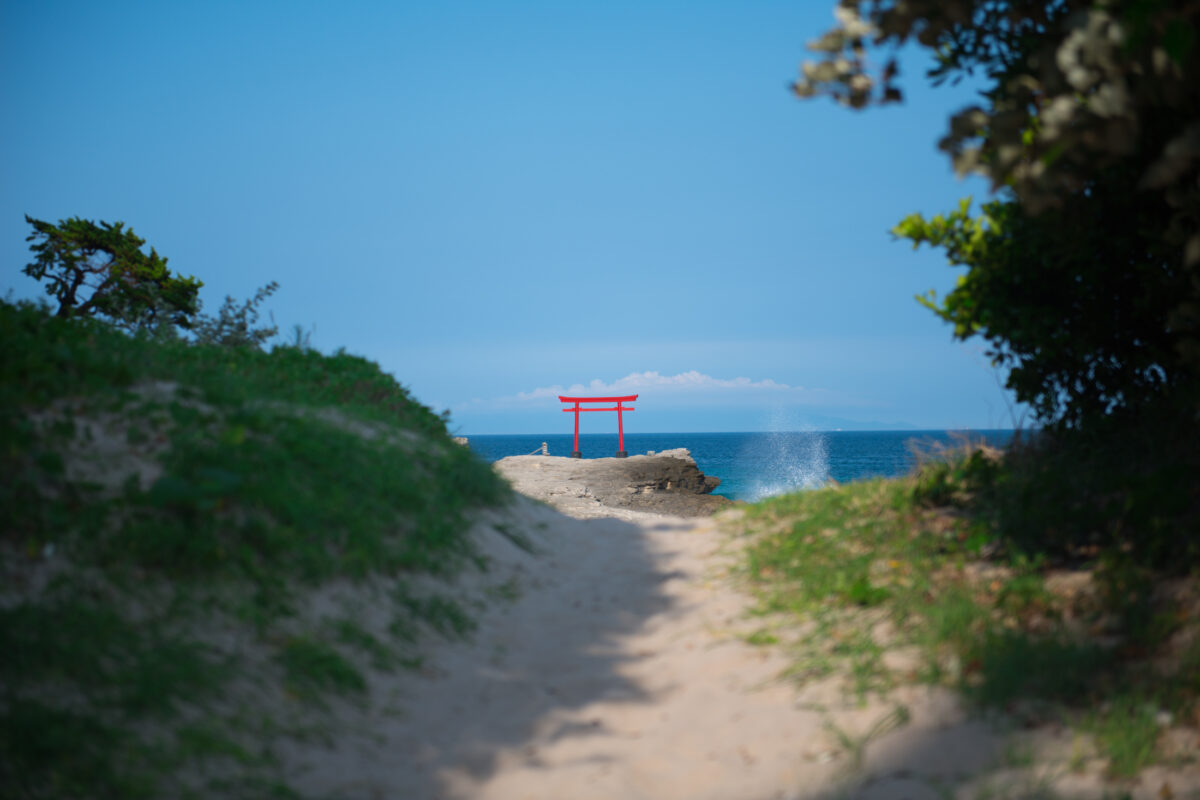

[456,427,1026,436]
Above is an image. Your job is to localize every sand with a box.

[275,464,1200,800]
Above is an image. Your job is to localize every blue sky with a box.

[1,1,1023,434]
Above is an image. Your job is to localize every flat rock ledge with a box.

[494,448,734,518]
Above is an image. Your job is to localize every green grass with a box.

[1087,696,1161,778]
[823,704,911,770]
[276,636,368,703]
[331,617,405,671]
[730,439,1200,779]
[0,299,512,798]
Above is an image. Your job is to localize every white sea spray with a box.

[741,408,830,501]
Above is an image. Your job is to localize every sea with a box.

[465,430,1017,503]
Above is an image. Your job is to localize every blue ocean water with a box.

[465,430,1016,502]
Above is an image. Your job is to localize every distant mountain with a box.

[797,415,922,432]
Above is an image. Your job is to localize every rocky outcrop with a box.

[493,448,734,518]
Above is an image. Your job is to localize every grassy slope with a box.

[730,443,1200,785]
[0,300,511,799]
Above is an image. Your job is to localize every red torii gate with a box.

[558,394,637,458]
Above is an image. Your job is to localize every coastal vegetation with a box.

[732,436,1200,780]
[22,215,203,334]
[795,0,1200,435]
[728,0,1200,783]
[1,274,510,797]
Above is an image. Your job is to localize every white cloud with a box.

[518,370,791,399]
[458,370,848,409]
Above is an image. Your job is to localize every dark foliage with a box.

[797,1,1200,430]
[23,216,202,334]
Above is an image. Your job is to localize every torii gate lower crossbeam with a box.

[558,395,637,458]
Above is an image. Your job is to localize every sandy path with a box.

[401,506,841,800]
[281,479,1196,799]
[281,489,995,800]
